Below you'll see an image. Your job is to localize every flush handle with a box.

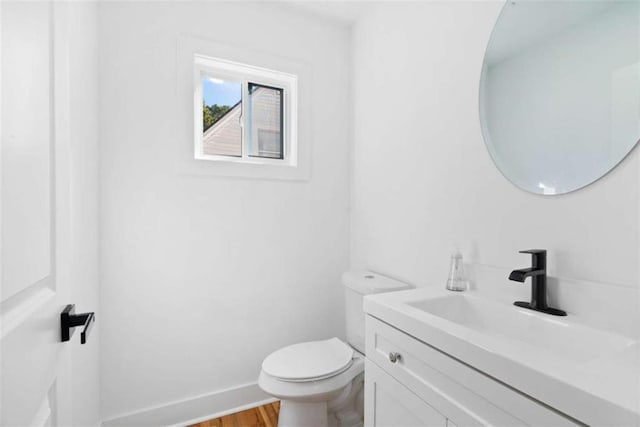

[388,352,402,363]
[61,304,95,344]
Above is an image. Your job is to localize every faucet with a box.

[509,249,566,316]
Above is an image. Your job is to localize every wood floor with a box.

[189,401,280,427]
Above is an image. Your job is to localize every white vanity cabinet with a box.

[364,316,580,427]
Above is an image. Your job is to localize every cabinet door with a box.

[365,359,446,427]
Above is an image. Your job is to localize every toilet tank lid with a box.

[342,271,412,295]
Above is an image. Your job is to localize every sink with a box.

[407,293,635,365]
[364,286,640,424]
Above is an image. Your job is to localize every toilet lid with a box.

[262,338,354,381]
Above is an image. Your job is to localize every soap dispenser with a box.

[446,250,468,292]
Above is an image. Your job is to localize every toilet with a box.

[258,271,412,427]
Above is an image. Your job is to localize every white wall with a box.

[98,1,350,420]
[351,2,639,335]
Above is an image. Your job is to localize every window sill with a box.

[177,157,308,181]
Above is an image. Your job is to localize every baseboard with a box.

[101,382,275,427]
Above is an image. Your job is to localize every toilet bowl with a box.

[258,338,365,427]
[258,271,412,427]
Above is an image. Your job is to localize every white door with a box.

[1,2,83,425]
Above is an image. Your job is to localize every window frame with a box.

[194,55,298,167]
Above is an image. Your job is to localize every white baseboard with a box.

[101,382,275,427]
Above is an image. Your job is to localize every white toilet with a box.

[258,271,411,427]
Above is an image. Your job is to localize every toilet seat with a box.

[258,354,364,402]
[262,337,354,382]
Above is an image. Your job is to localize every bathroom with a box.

[1,1,638,426]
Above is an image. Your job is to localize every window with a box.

[194,55,297,166]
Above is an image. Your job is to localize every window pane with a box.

[247,83,283,159]
[202,76,242,157]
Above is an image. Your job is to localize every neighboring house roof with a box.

[202,102,242,157]
[202,87,281,157]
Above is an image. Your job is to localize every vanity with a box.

[363,287,640,426]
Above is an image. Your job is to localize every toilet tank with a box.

[343,271,412,354]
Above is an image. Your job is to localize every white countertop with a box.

[364,286,640,426]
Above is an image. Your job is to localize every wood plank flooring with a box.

[189,401,280,427]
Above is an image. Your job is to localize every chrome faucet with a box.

[509,249,566,316]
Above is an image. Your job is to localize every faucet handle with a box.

[519,249,546,255]
[518,249,546,269]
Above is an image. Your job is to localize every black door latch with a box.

[61,304,95,344]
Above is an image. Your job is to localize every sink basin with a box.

[407,293,634,365]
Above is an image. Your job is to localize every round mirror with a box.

[480,1,640,195]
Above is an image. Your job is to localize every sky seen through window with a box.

[203,77,241,107]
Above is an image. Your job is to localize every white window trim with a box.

[194,55,298,167]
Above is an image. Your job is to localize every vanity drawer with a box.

[366,315,579,427]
